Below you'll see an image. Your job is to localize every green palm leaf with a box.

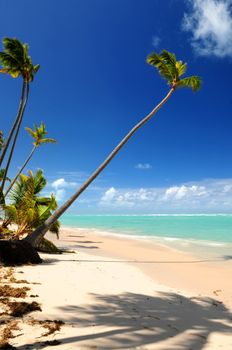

[176,76,202,92]
[146,53,173,80]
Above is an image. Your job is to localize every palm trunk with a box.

[25,87,175,247]
[0,80,27,167]
[1,83,30,192]
[4,145,36,196]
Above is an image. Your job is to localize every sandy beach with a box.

[1,226,232,349]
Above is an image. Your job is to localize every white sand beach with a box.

[2,227,232,349]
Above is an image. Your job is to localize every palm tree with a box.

[4,123,56,196]
[4,170,59,238]
[0,37,40,190]
[25,50,201,247]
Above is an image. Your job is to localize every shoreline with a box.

[60,222,232,259]
[48,227,232,309]
[2,226,232,349]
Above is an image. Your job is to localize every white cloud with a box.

[50,178,77,202]
[135,163,152,170]
[99,187,157,208]
[51,178,77,189]
[98,179,232,212]
[152,35,161,48]
[182,0,232,57]
[163,185,207,200]
[100,187,117,202]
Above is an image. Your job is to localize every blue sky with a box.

[0,0,232,213]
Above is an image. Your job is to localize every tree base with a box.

[0,240,42,266]
[37,238,62,254]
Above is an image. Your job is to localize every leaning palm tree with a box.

[4,123,56,196]
[25,50,201,247]
[0,37,40,190]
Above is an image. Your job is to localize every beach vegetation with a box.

[3,170,60,239]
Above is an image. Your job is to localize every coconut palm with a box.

[0,37,40,190]
[4,123,56,196]
[4,170,59,238]
[25,50,201,247]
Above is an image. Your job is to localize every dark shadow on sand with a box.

[16,291,232,349]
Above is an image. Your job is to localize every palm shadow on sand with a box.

[17,291,232,349]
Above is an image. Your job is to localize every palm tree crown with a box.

[0,37,40,82]
[25,123,56,147]
[147,50,201,91]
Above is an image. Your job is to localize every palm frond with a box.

[3,38,25,62]
[25,127,37,138]
[39,138,56,144]
[176,76,202,92]
[4,205,17,221]
[147,53,174,81]
[160,50,176,66]
[33,170,47,194]
[49,220,60,238]
[0,52,20,70]
[9,175,27,205]
[175,61,187,77]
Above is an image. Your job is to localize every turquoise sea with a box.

[60,214,232,254]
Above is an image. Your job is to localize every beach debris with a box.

[0,320,19,349]
[0,285,30,298]
[9,276,29,284]
[7,301,41,317]
[28,319,64,337]
[0,266,65,349]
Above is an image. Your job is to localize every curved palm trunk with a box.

[4,145,36,196]
[1,83,30,192]
[0,80,27,166]
[25,87,175,247]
